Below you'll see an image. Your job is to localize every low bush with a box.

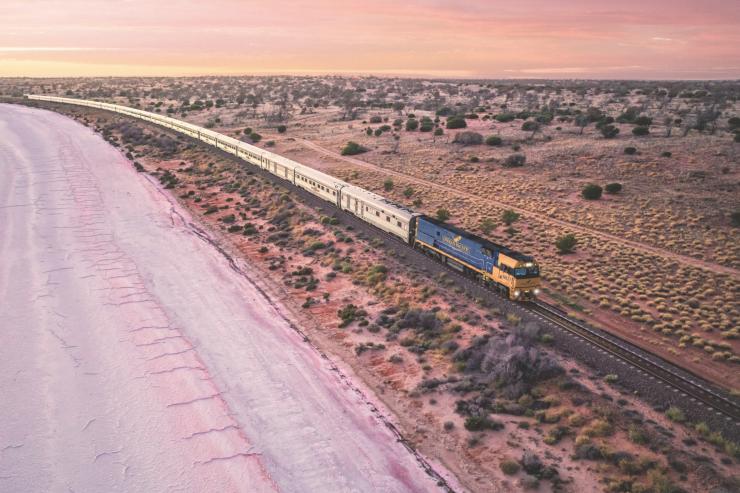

[464,416,504,431]
[341,141,368,156]
[665,406,686,422]
[446,116,467,129]
[605,183,622,194]
[502,153,526,168]
[556,234,577,254]
[452,131,483,145]
[500,459,520,475]
[485,135,503,146]
[581,184,603,200]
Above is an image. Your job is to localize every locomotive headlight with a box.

[514,290,521,297]
[534,288,541,295]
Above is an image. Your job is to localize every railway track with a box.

[524,301,740,423]
[32,98,740,438]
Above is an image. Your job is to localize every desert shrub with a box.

[502,209,520,225]
[369,115,382,124]
[665,406,686,422]
[494,113,516,122]
[600,124,620,139]
[446,116,467,129]
[624,146,637,155]
[500,459,520,475]
[632,126,650,136]
[383,179,394,191]
[366,128,373,136]
[453,131,483,145]
[503,154,526,168]
[403,186,414,198]
[661,151,672,157]
[436,107,453,116]
[485,135,503,146]
[277,125,287,133]
[464,416,503,431]
[436,208,450,221]
[405,119,419,131]
[730,211,740,227]
[521,120,539,132]
[556,234,577,254]
[434,128,444,136]
[480,218,496,234]
[419,117,434,132]
[443,421,454,431]
[634,115,652,126]
[581,184,603,200]
[373,128,383,137]
[628,425,649,444]
[341,141,367,156]
[605,183,623,194]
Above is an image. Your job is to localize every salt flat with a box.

[0,103,443,493]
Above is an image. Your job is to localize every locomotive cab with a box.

[492,253,541,300]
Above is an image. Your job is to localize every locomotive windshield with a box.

[514,266,539,278]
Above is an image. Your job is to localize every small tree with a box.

[605,183,623,194]
[600,124,620,139]
[502,154,526,168]
[575,115,589,135]
[556,234,577,254]
[383,179,394,192]
[501,209,520,225]
[521,120,541,138]
[480,218,496,234]
[485,135,502,146]
[582,184,602,200]
[436,208,450,222]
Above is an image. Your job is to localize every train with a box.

[25,94,541,300]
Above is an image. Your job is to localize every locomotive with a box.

[26,94,541,300]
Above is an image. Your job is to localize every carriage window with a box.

[397,221,402,227]
[376,211,380,217]
[386,217,390,222]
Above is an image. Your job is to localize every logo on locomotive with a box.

[441,234,471,254]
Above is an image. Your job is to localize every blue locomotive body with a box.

[415,216,499,274]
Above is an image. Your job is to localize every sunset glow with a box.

[2,0,739,78]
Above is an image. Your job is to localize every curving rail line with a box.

[27,95,740,430]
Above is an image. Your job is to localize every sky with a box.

[1,0,739,79]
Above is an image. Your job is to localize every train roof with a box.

[343,185,419,219]
[420,215,535,262]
